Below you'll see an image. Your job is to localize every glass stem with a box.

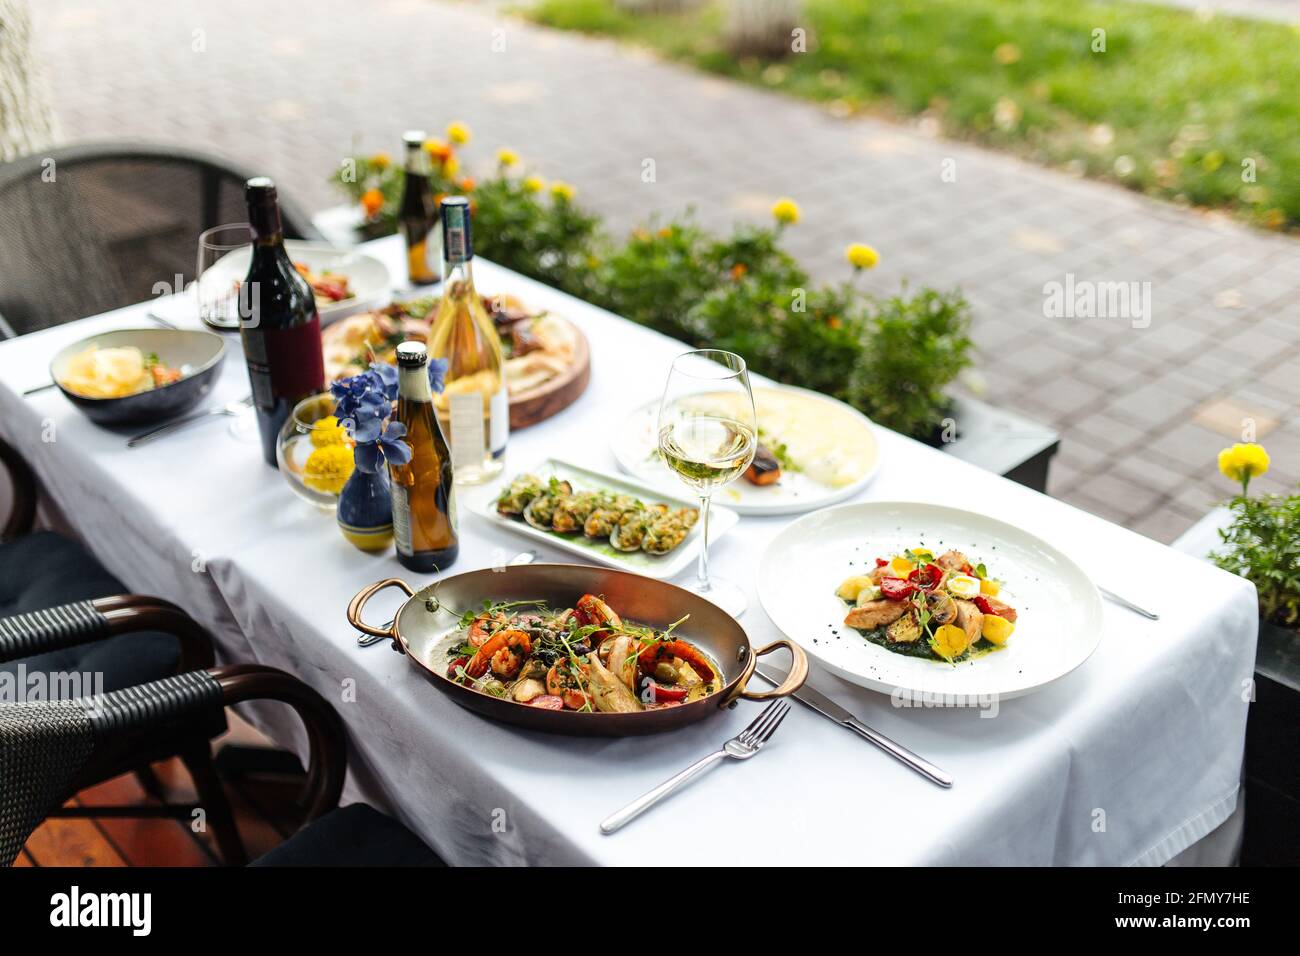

[696,493,712,592]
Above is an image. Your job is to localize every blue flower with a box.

[331,369,382,421]
[428,357,449,395]
[353,420,412,473]
[368,362,399,401]
[343,390,390,443]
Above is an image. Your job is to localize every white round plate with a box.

[757,501,1104,701]
[199,241,391,326]
[611,384,881,516]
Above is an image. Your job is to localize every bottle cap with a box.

[395,341,428,367]
[402,130,426,147]
[245,176,276,197]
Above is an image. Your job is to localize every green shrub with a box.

[1212,456,1300,630]
[331,151,974,439]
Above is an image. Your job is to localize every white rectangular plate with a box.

[473,458,738,580]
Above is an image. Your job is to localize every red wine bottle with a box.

[240,177,325,467]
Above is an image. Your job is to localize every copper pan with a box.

[348,563,806,736]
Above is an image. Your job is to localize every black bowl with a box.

[51,328,227,426]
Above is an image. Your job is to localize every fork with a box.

[126,396,253,448]
[600,700,791,835]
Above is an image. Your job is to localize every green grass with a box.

[525,0,1300,230]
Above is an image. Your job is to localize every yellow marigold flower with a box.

[303,443,354,495]
[846,243,880,270]
[422,138,451,161]
[497,148,519,168]
[443,155,459,177]
[310,415,348,448]
[446,122,471,145]
[522,175,544,194]
[771,197,800,225]
[370,152,391,171]
[551,181,576,202]
[1218,443,1270,491]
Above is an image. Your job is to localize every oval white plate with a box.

[611,384,881,516]
[198,241,391,326]
[757,502,1103,700]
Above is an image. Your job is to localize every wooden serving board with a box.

[508,318,590,430]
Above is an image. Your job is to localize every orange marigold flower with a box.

[730,263,748,280]
[360,188,384,217]
[458,177,476,192]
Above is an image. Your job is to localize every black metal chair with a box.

[0,141,322,337]
[0,664,441,867]
[0,436,252,859]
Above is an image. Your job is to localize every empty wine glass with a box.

[195,223,252,332]
[657,349,756,617]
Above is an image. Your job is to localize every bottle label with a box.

[241,314,324,411]
[448,392,485,470]
[391,483,412,556]
[442,202,472,264]
[489,387,509,456]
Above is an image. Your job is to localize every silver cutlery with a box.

[755,665,952,788]
[354,549,538,647]
[145,311,180,330]
[1099,586,1159,620]
[600,700,790,835]
[126,395,253,448]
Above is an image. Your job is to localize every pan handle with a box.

[737,639,808,702]
[347,578,414,640]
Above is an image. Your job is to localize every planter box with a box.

[937,395,1060,494]
[1174,510,1300,866]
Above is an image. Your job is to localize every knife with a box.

[754,665,953,788]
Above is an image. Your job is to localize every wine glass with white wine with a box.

[657,349,757,617]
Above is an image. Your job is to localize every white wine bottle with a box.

[427,196,508,484]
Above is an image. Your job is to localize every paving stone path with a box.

[29,0,1300,542]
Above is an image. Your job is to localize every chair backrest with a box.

[0,664,344,866]
[0,142,322,337]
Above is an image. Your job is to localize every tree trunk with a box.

[723,0,805,58]
[0,0,61,161]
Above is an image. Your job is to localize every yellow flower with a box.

[771,197,800,225]
[1218,443,1270,491]
[551,181,576,202]
[846,243,880,270]
[310,415,348,447]
[370,152,391,171]
[522,175,544,194]
[423,137,451,162]
[303,443,354,495]
[497,148,520,168]
[446,121,471,145]
[443,155,459,177]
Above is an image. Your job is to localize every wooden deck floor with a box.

[19,716,306,867]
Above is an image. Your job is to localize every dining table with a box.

[0,234,1258,866]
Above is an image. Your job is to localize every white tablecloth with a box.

[0,236,1257,866]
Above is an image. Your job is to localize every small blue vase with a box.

[337,467,394,552]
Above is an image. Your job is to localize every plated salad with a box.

[836,547,1018,663]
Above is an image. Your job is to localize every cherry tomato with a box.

[644,680,689,704]
[879,577,916,601]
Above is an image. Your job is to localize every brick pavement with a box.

[27,0,1300,543]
